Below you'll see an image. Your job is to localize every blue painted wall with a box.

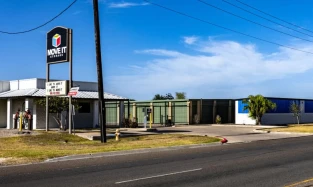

[267,99,299,113]
[237,98,303,114]
[238,100,248,113]
[305,101,313,113]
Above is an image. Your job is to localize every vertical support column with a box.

[150,102,153,124]
[7,99,12,129]
[132,103,136,121]
[187,101,190,125]
[168,102,172,120]
[32,102,37,130]
[116,102,120,126]
[120,101,125,127]
[25,98,34,130]
[228,100,232,123]
[213,100,217,124]
[68,29,73,134]
[189,101,193,124]
[93,100,99,128]
[200,99,203,124]
[46,64,50,131]
[197,100,201,124]
[25,98,33,111]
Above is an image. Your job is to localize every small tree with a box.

[290,101,301,124]
[165,93,174,100]
[215,115,221,124]
[175,92,186,99]
[153,94,165,100]
[193,114,200,124]
[243,95,276,125]
[153,93,174,100]
[36,97,81,130]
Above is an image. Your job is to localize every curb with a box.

[253,129,270,133]
[44,142,225,163]
[212,124,283,128]
[253,129,313,135]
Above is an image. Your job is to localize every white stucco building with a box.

[0,78,127,130]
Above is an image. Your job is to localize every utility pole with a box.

[93,0,106,143]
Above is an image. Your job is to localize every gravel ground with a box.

[0,128,40,138]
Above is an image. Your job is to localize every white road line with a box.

[115,168,202,184]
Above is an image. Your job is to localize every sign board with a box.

[68,87,79,96]
[47,26,71,64]
[46,81,68,96]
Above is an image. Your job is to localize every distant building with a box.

[235,97,313,125]
[0,78,128,129]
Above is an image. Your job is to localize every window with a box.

[78,102,90,113]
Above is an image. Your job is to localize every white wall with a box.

[235,101,256,125]
[9,80,19,90]
[6,78,98,91]
[18,79,37,89]
[0,81,10,93]
[9,79,37,90]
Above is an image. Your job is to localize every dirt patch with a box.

[0,129,40,138]
[0,158,8,165]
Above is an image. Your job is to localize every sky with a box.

[2,0,313,100]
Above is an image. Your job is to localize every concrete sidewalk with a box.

[75,125,313,143]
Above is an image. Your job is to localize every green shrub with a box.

[215,115,221,124]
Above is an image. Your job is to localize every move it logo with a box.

[47,33,67,58]
[52,34,61,47]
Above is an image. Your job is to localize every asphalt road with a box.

[1,136,313,187]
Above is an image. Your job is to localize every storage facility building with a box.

[235,97,313,125]
[1,78,312,128]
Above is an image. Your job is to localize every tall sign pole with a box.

[93,0,106,143]
[46,63,50,131]
[68,29,73,134]
[46,26,72,133]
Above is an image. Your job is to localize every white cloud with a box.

[183,36,198,45]
[108,38,313,100]
[72,11,82,15]
[108,2,149,8]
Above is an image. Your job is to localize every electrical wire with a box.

[222,0,313,38]
[197,0,313,43]
[143,0,313,55]
[0,0,77,34]
[235,0,313,34]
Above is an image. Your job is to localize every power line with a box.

[143,0,313,55]
[222,0,313,38]
[197,0,313,43]
[0,0,77,34]
[235,0,313,34]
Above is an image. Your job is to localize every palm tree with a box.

[242,95,276,125]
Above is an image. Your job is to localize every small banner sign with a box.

[68,87,79,96]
